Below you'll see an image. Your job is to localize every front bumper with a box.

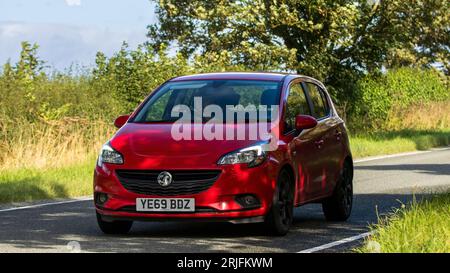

[93,160,278,221]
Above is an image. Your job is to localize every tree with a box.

[92,43,193,112]
[14,41,44,81]
[147,0,449,105]
[384,0,449,75]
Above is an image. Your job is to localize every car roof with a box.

[169,72,291,82]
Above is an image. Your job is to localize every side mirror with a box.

[295,115,317,131]
[114,115,130,128]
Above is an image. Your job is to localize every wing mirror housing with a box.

[114,115,130,129]
[295,115,318,131]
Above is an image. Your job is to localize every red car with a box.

[94,72,353,235]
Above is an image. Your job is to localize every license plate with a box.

[136,198,195,212]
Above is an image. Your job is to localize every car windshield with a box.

[133,80,282,123]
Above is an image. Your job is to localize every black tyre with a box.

[96,212,133,234]
[265,169,295,236]
[322,159,353,221]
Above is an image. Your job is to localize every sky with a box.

[0,0,157,70]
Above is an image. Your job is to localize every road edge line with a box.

[0,197,93,213]
[354,147,450,163]
[297,231,374,253]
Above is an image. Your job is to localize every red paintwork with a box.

[94,72,352,221]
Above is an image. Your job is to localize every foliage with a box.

[0,117,114,170]
[385,0,450,75]
[92,43,252,113]
[352,67,449,130]
[358,192,450,253]
[147,0,450,105]
[0,43,118,124]
[1,42,448,137]
[93,44,189,113]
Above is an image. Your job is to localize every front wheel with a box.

[265,169,294,236]
[96,212,133,234]
[322,160,353,221]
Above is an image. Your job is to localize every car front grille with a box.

[115,170,221,196]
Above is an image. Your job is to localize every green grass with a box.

[350,129,450,158]
[0,160,94,204]
[358,192,450,253]
[0,129,449,204]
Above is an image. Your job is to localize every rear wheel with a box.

[322,160,353,221]
[96,212,133,234]
[265,169,294,236]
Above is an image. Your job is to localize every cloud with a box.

[65,0,81,7]
[0,21,147,70]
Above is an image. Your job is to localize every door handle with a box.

[334,130,342,140]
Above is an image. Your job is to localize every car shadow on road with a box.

[0,192,434,252]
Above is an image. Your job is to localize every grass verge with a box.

[350,129,450,158]
[358,192,450,253]
[0,159,94,204]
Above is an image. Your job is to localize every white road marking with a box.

[354,147,450,164]
[0,197,92,213]
[297,231,374,253]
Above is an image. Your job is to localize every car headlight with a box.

[217,144,267,167]
[97,143,123,166]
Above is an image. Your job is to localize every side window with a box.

[306,83,329,119]
[284,83,310,133]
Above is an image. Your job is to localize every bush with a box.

[0,45,119,124]
[92,44,191,113]
[92,44,249,113]
[351,68,449,131]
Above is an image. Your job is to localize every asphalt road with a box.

[1,148,449,253]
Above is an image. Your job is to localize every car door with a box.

[283,81,322,203]
[303,82,340,196]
